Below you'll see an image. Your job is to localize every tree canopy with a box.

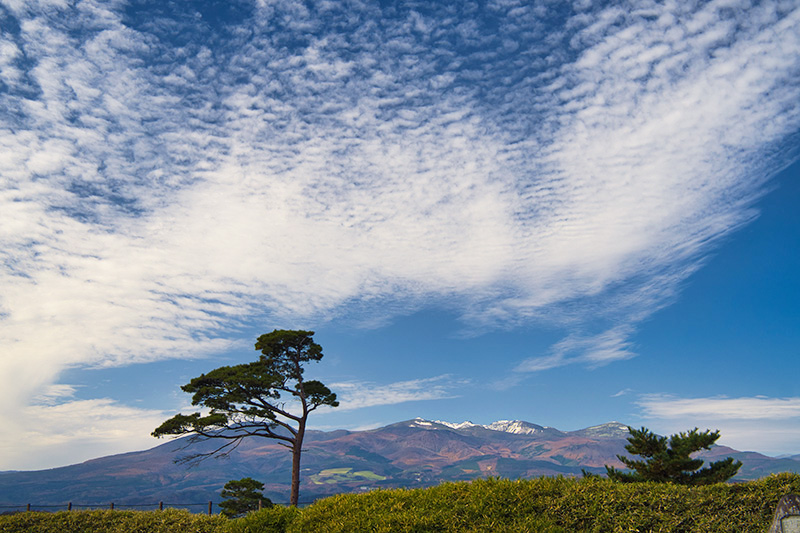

[606,426,742,485]
[219,477,271,518]
[153,329,338,506]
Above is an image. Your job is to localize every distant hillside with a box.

[1,418,798,507]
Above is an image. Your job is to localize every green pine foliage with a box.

[219,478,272,518]
[606,427,743,485]
[2,473,799,532]
[152,329,339,507]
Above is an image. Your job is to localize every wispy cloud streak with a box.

[635,393,800,455]
[638,394,800,420]
[330,375,464,411]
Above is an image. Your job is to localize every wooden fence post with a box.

[159,501,164,511]
[208,501,212,515]
[68,502,72,511]
[258,499,262,511]
[26,504,30,512]
[110,502,114,510]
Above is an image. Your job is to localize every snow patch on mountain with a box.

[486,420,550,435]
[432,419,481,430]
[413,418,628,438]
[575,421,630,437]
[413,418,554,435]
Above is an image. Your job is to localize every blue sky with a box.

[1,0,799,471]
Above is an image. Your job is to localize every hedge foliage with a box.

[225,506,299,533]
[2,473,799,532]
[0,508,226,533]
[291,473,800,532]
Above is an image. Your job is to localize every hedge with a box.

[290,473,800,532]
[2,473,798,532]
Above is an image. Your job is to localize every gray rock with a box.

[768,495,800,533]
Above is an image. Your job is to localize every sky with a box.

[0,0,799,471]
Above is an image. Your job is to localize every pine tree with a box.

[219,477,271,517]
[605,427,742,485]
[153,329,339,506]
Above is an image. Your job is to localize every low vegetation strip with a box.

[3,473,800,532]
[0,508,227,533]
[293,474,800,532]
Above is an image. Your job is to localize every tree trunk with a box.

[290,420,306,507]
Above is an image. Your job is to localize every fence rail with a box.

[0,498,310,514]
[0,501,216,514]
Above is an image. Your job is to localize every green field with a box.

[309,467,387,485]
[2,473,799,532]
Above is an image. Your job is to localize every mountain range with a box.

[2,419,799,508]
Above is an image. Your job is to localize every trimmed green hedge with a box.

[0,508,226,533]
[291,473,800,532]
[225,506,299,533]
[2,473,798,532]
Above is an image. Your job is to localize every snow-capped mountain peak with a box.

[412,418,553,436]
[432,419,481,430]
[485,420,548,435]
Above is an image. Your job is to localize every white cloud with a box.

[0,0,799,465]
[634,394,800,456]
[516,326,636,372]
[637,395,800,420]
[0,398,167,470]
[311,421,385,433]
[330,375,464,411]
[32,384,78,405]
